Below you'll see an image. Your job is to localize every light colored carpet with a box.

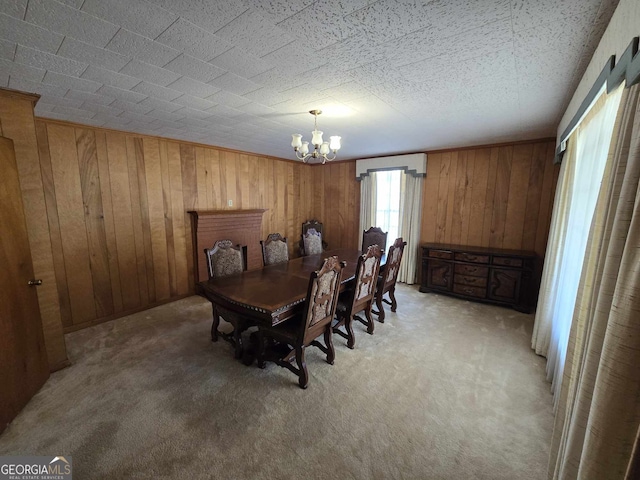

[0,284,553,479]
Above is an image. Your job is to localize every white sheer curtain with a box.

[358,172,377,249]
[398,171,422,284]
[532,86,623,402]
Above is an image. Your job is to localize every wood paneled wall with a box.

[420,140,560,258]
[34,119,316,332]
[27,115,556,335]
[311,161,361,251]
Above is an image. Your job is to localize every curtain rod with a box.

[555,36,640,164]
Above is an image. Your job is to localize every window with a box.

[375,170,402,242]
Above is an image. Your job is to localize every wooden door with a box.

[0,136,49,433]
[488,268,522,304]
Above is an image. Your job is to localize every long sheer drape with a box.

[359,173,377,249]
[531,141,576,358]
[532,86,623,402]
[549,83,640,479]
[397,172,422,284]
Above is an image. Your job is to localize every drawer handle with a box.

[464,288,473,294]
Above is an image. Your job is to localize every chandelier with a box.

[291,110,341,164]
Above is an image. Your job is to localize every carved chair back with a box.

[204,240,246,280]
[362,227,388,253]
[332,245,382,347]
[350,245,382,313]
[302,219,323,237]
[261,233,289,266]
[302,228,323,256]
[381,237,407,291]
[300,256,345,344]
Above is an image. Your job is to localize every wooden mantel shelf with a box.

[188,209,267,216]
[188,209,267,283]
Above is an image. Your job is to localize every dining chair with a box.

[257,256,345,389]
[362,226,388,253]
[299,219,328,254]
[302,227,323,256]
[204,240,248,358]
[333,244,382,349]
[260,233,289,266]
[373,237,407,323]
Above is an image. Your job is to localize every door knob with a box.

[28,279,42,286]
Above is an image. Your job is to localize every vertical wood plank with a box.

[180,144,197,293]
[76,128,114,317]
[503,143,533,249]
[126,137,152,304]
[237,152,249,208]
[107,133,140,310]
[94,130,123,313]
[347,162,358,249]
[489,146,513,248]
[420,154,440,244]
[481,148,500,246]
[47,123,97,325]
[467,149,489,246]
[434,153,450,243]
[209,149,221,209]
[450,151,469,244]
[443,152,458,244]
[143,137,170,301]
[521,142,546,251]
[159,140,177,297]
[195,147,208,210]
[222,150,237,209]
[168,142,189,295]
[35,121,72,327]
[248,155,261,210]
[287,163,296,243]
[459,150,475,244]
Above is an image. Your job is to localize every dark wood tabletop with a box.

[199,248,379,327]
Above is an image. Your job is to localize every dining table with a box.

[198,247,385,359]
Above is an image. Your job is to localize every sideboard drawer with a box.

[493,256,523,267]
[453,283,486,299]
[454,252,489,264]
[454,275,488,288]
[428,249,453,260]
[454,264,488,277]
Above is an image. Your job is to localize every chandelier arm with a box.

[294,149,311,162]
[323,151,338,162]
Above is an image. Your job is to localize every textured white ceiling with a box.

[0,0,620,160]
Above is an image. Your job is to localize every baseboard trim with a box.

[62,293,194,334]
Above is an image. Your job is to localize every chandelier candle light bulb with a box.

[291,110,341,163]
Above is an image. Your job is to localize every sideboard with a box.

[419,243,538,313]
